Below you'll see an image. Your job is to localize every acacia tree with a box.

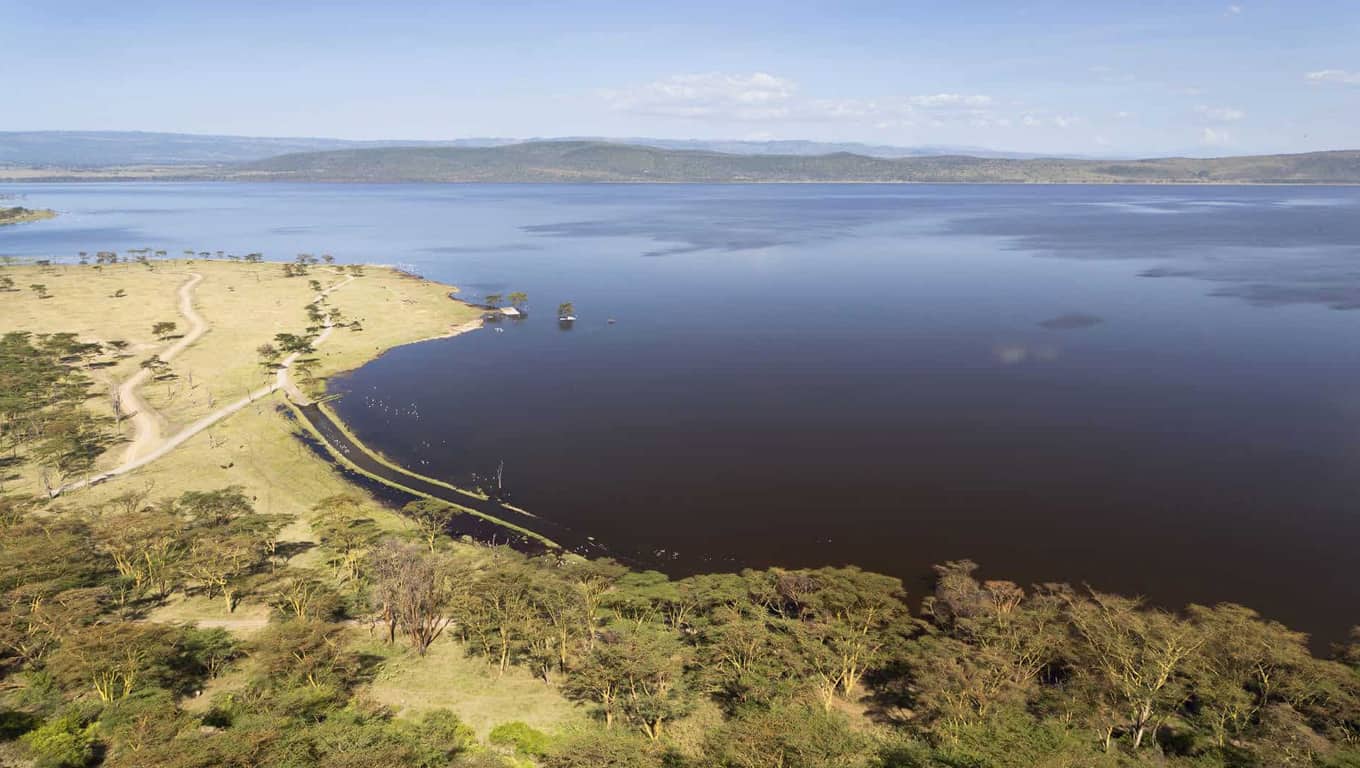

[47,623,179,702]
[900,633,1030,738]
[273,332,314,355]
[565,625,692,740]
[903,563,1068,736]
[755,566,909,703]
[270,571,342,622]
[249,619,360,699]
[460,562,537,675]
[182,521,280,613]
[1186,603,1316,748]
[1064,589,1205,751]
[93,507,187,599]
[0,517,110,669]
[311,495,380,584]
[402,499,461,552]
[151,321,177,340]
[694,606,803,711]
[704,701,867,768]
[559,558,627,652]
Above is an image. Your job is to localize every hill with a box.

[236,141,1360,184]
[0,130,515,167]
[0,130,1029,167]
[3,136,1359,183]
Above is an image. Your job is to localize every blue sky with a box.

[4,1,1358,156]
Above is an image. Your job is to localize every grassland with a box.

[2,257,480,516]
[362,636,589,739]
[3,256,592,737]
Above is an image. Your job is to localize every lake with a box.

[4,182,1358,644]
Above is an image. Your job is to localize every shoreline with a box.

[6,175,1360,187]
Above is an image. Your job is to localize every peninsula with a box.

[0,206,57,225]
[1,255,486,521]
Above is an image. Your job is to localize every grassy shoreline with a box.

[0,205,57,225]
[1,257,483,528]
[290,400,557,548]
[0,254,557,546]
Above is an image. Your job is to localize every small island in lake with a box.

[0,205,57,225]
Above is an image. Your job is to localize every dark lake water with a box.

[4,182,1359,645]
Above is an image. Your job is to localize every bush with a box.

[21,710,96,768]
[490,721,552,757]
[544,729,662,768]
[400,709,477,765]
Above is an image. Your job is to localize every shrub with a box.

[21,709,96,768]
[490,721,552,757]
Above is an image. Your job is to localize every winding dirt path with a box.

[56,274,355,495]
[120,272,208,463]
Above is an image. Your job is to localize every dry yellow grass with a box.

[3,260,184,383]
[360,634,589,739]
[3,258,479,526]
[147,595,273,636]
[4,258,589,738]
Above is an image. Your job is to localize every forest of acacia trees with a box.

[1,328,1358,767]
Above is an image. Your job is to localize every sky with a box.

[3,1,1359,157]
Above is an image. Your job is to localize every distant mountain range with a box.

[0,131,508,167]
[236,141,1360,184]
[0,130,1059,167]
[2,132,1359,184]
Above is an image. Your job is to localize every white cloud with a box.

[601,72,997,126]
[909,93,993,109]
[1305,69,1360,85]
[1227,4,1243,14]
[1200,127,1232,146]
[1196,105,1245,122]
[1115,111,1134,119]
[599,72,797,120]
[805,98,879,120]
